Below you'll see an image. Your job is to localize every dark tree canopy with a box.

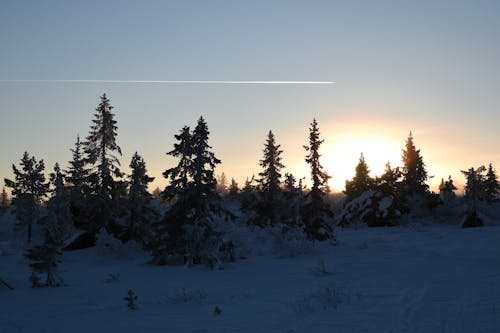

[401,132,429,195]
[345,153,374,202]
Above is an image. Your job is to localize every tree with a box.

[439,175,457,202]
[216,172,228,196]
[0,187,10,213]
[228,178,239,196]
[484,163,499,203]
[153,117,222,266]
[122,152,157,243]
[253,130,285,226]
[84,93,123,233]
[461,166,486,227]
[65,135,89,228]
[4,152,48,242]
[401,132,429,195]
[376,161,401,198]
[301,119,333,240]
[345,153,374,201]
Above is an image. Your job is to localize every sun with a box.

[322,135,402,192]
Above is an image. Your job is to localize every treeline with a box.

[1,93,499,286]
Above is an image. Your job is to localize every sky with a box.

[1,0,499,192]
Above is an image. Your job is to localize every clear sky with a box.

[1,0,499,192]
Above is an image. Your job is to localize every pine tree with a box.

[153,117,222,266]
[484,163,499,203]
[4,152,48,242]
[65,135,89,228]
[301,119,333,240]
[84,93,123,233]
[345,153,374,202]
[122,152,157,243]
[401,132,429,195]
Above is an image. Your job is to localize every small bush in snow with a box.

[311,259,334,277]
[271,225,316,258]
[124,289,138,310]
[291,286,344,313]
[167,288,208,304]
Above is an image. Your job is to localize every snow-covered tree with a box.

[401,132,429,195]
[484,163,499,203]
[301,119,333,240]
[84,93,123,233]
[153,117,222,266]
[122,152,157,243]
[376,161,402,198]
[4,152,48,242]
[345,153,374,202]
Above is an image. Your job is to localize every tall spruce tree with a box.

[4,152,48,242]
[461,166,486,227]
[153,117,222,266]
[345,153,374,202]
[43,163,72,242]
[255,130,285,226]
[122,152,157,243]
[301,119,333,240]
[84,93,123,233]
[401,132,429,195]
[484,163,499,203]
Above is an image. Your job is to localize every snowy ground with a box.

[2,223,500,333]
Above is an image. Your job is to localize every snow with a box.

[2,221,500,332]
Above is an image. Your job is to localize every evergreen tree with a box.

[122,152,157,243]
[484,163,499,203]
[439,175,457,202]
[253,130,285,226]
[345,153,374,202]
[216,172,228,196]
[4,152,48,242]
[42,163,72,243]
[376,161,401,198]
[0,187,10,213]
[301,119,333,240]
[401,132,429,195]
[84,93,123,233]
[65,135,89,228]
[153,117,222,266]
[461,166,486,227]
[228,178,239,196]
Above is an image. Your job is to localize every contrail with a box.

[0,79,334,85]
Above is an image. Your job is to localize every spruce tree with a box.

[0,187,9,213]
[301,119,333,240]
[439,175,457,202]
[401,132,429,195]
[461,166,486,227]
[153,117,222,266]
[255,130,285,226]
[65,135,89,228]
[484,163,499,203]
[4,152,48,242]
[84,93,123,233]
[376,161,401,198]
[122,152,157,243]
[345,153,374,201]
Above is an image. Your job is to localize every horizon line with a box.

[0,79,335,85]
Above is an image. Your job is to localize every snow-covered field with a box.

[2,222,500,333]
